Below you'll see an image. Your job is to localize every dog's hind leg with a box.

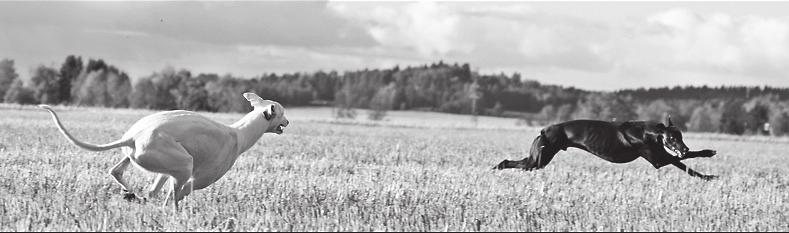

[133,132,194,209]
[109,157,139,200]
[493,159,527,169]
[147,173,168,199]
[494,135,560,170]
[163,183,173,208]
[524,135,561,170]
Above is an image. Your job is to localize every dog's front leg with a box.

[680,149,716,160]
[163,188,172,208]
[148,174,169,199]
[175,178,194,202]
[642,142,717,180]
[670,161,718,181]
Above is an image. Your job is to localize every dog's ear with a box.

[243,92,265,107]
[263,104,276,120]
[666,115,674,127]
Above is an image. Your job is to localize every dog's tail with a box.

[38,105,133,151]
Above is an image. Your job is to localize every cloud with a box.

[329,2,617,73]
[3,2,789,90]
[226,44,434,75]
[0,1,376,48]
[331,2,789,89]
[328,2,470,57]
[623,8,789,79]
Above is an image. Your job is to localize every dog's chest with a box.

[192,161,237,189]
[177,136,242,190]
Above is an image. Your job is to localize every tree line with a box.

[2,55,789,136]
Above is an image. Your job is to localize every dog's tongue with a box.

[664,146,680,157]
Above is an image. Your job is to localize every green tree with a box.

[30,65,61,104]
[746,104,770,135]
[368,83,397,121]
[75,70,108,106]
[205,75,252,113]
[171,73,216,111]
[637,99,674,122]
[71,59,107,101]
[106,70,132,107]
[3,79,36,104]
[70,59,131,107]
[687,104,720,132]
[537,104,556,124]
[134,67,191,110]
[574,93,636,122]
[555,104,574,122]
[719,100,747,135]
[0,59,18,102]
[58,55,83,104]
[333,81,359,119]
[129,77,158,109]
[769,109,789,136]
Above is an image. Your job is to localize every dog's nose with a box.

[283,120,289,127]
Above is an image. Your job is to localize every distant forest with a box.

[2,55,789,136]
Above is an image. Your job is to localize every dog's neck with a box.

[230,110,269,155]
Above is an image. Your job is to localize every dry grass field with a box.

[1,104,787,231]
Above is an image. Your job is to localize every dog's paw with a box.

[701,175,719,181]
[701,149,717,157]
[122,192,140,201]
[493,160,508,170]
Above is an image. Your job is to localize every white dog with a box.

[39,93,289,208]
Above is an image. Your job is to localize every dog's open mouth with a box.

[276,124,286,134]
[665,145,684,158]
[662,138,684,158]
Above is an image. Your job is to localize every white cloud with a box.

[329,2,620,73]
[328,3,789,90]
[4,2,789,90]
[739,16,789,73]
[328,1,471,57]
[625,8,789,80]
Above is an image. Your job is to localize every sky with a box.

[1,1,789,91]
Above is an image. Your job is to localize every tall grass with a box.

[0,104,787,231]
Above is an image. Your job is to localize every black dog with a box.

[495,117,718,180]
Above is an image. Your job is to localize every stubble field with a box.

[0,104,787,231]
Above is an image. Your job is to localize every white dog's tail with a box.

[38,105,133,151]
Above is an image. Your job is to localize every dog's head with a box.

[243,92,289,134]
[659,115,689,157]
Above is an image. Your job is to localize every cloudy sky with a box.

[1,1,788,91]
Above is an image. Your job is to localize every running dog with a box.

[39,92,289,208]
[494,117,718,180]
